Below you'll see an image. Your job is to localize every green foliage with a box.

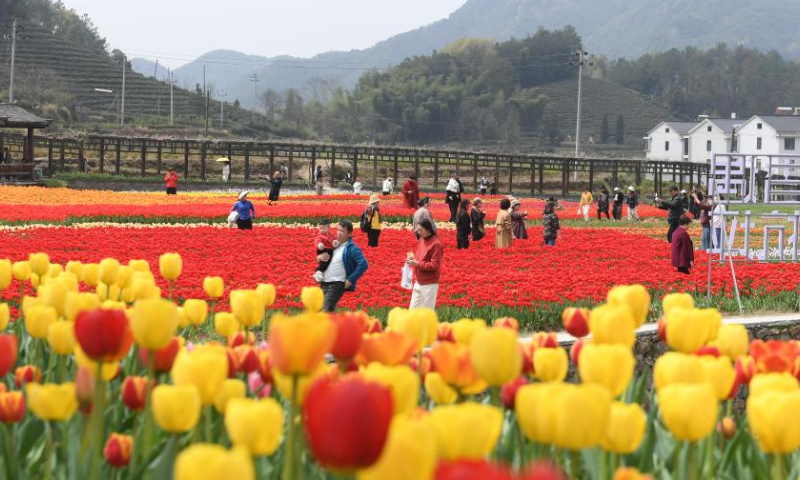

[539,105,563,146]
[600,114,610,144]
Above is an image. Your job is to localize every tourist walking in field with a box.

[495,198,513,248]
[671,215,694,274]
[413,197,436,239]
[713,195,726,249]
[364,195,383,247]
[266,171,283,203]
[164,168,179,195]
[692,190,713,250]
[456,199,472,249]
[510,199,528,239]
[402,174,420,209]
[471,197,486,241]
[352,177,363,195]
[626,186,640,221]
[407,219,443,309]
[656,186,687,243]
[579,188,593,221]
[316,219,369,312]
[230,191,255,230]
[542,201,561,246]
[445,174,463,222]
[612,187,625,221]
[597,186,610,220]
[313,218,339,283]
[382,176,393,196]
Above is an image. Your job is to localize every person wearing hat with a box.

[382,176,393,196]
[597,186,610,220]
[510,199,529,240]
[413,197,436,240]
[402,174,420,209]
[456,199,472,249]
[407,218,443,309]
[364,195,383,247]
[656,186,687,243]
[626,186,640,221]
[266,171,283,203]
[495,198,513,248]
[164,168,179,195]
[612,187,625,221]
[471,197,486,241]
[230,191,255,230]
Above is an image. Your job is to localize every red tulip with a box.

[0,391,25,423]
[304,374,393,471]
[569,339,586,367]
[365,316,383,334]
[657,317,668,343]
[437,323,455,343]
[228,331,255,348]
[104,433,133,467]
[232,346,260,373]
[501,377,528,410]
[139,336,181,373]
[14,365,41,388]
[0,335,18,377]
[694,345,721,357]
[435,460,514,480]
[521,344,534,375]
[330,312,368,361]
[410,351,432,381]
[531,332,558,349]
[74,309,133,362]
[561,308,589,338]
[734,355,757,385]
[518,462,568,480]
[121,376,149,411]
[493,317,519,333]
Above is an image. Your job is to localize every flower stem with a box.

[89,375,107,480]
[569,449,581,480]
[282,375,299,480]
[770,454,787,480]
[688,442,698,480]
[2,424,18,480]
[44,422,56,480]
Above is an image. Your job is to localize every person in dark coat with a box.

[456,199,472,249]
[597,186,610,220]
[267,171,283,203]
[510,199,528,240]
[445,174,463,222]
[470,197,486,241]
[542,201,561,246]
[656,186,687,243]
[671,215,694,274]
[612,187,625,221]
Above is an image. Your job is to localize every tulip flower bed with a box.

[0,258,798,480]
[0,225,797,330]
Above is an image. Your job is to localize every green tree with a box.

[615,114,625,145]
[600,114,610,143]
[539,106,563,147]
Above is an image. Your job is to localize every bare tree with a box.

[303,76,341,104]
[261,89,284,124]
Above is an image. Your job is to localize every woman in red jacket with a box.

[164,168,179,195]
[406,219,443,309]
[671,215,694,274]
[402,174,420,209]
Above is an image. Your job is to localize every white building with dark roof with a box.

[644,121,698,162]
[686,118,743,164]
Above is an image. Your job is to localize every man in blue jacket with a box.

[316,219,369,312]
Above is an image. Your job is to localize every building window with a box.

[757,123,763,129]
[665,128,670,133]
[707,126,712,132]
[706,140,712,151]
[757,137,762,150]
[785,138,796,150]
[665,141,670,151]
[732,138,738,152]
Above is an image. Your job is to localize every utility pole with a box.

[249,73,260,121]
[219,90,226,128]
[120,54,126,126]
[205,90,210,136]
[169,69,175,126]
[9,17,17,103]
[153,59,159,79]
[571,50,593,158]
[203,65,206,97]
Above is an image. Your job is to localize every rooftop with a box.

[663,121,698,135]
[0,104,50,129]
[753,115,800,134]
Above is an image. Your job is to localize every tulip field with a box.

[0,186,799,479]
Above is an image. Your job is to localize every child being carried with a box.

[313,218,340,283]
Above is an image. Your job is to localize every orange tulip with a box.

[531,332,559,348]
[429,342,486,394]
[437,323,455,343]
[14,365,41,388]
[269,313,334,376]
[0,334,18,378]
[0,391,25,423]
[750,340,800,374]
[104,433,134,467]
[356,331,418,367]
[492,317,519,332]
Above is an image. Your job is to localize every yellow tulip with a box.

[224,398,284,456]
[516,382,564,444]
[532,347,568,383]
[25,305,57,339]
[39,282,68,318]
[30,273,40,289]
[81,263,100,286]
[98,258,121,286]
[74,346,120,381]
[203,276,225,299]
[653,352,707,392]
[152,384,202,433]
[662,293,694,314]
[357,416,437,480]
[589,304,636,348]
[698,356,736,400]
[100,300,126,311]
[658,383,717,442]
[132,278,161,300]
[159,253,183,281]
[747,390,800,454]
[272,364,330,405]
[171,345,228,405]
[63,292,101,322]
[470,328,521,387]
[601,402,647,454]
[12,261,30,282]
[361,363,419,416]
[607,285,651,327]
[749,373,799,398]
[424,372,458,405]
[115,266,133,290]
[128,259,150,272]
[269,313,334,376]
[174,444,254,480]
[47,264,63,278]
[714,324,749,359]
[551,383,612,450]
[428,403,502,460]
[0,303,8,331]
[0,259,10,290]
[129,298,179,350]
[183,299,208,326]
[28,253,50,277]
[214,379,247,414]
[47,321,76,356]
[579,343,635,397]
[451,318,487,345]
[65,261,83,279]
[255,283,276,307]
[388,308,438,348]
[214,312,239,338]
[26,383,78,421]
[300,286,324,312]
[176,307,188,328]
[665,308,721,353]
[230,290,266,328]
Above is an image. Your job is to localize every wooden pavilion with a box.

[0,104,50,179]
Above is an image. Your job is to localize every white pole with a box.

[574,51,583,158]
[220,91,225,127]
[121,55,126,126]
[169,69,174,126]
[9,18,17,103]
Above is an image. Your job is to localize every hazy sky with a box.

[60,0,468,68]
